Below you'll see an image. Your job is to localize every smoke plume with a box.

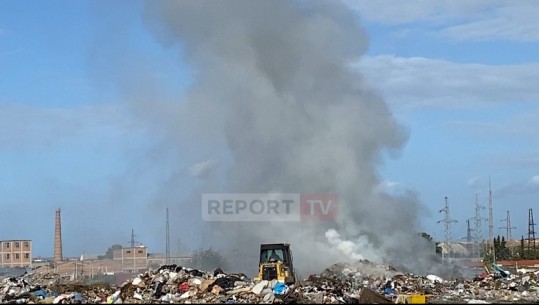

[139,0,449,276]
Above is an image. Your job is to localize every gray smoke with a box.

[140,0,452,277]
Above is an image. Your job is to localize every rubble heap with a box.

[1,261,539,304]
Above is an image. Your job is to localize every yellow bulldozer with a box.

[254,243,296,284]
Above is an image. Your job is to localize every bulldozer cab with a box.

[255,243,295,284]
[261,248,283,263]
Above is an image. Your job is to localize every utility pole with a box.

[438,196,458,260]
[499,210,516,241]
[528,208,536,259]
[166,207,171,265]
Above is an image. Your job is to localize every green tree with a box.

[499,236,510,260]
[491,235,511,260]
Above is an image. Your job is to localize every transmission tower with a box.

[528,208,536,259]
[486,176,498,262]
[129,229,140,248]
[488,177,494,247]
[166,207,171,265]
[437,196,458,259]
[473,194,487,259]
[466,219,473,242]
[499,210,516,241]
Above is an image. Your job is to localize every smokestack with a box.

[54,208,63,263]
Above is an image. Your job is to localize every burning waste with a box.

[133,0,452,277]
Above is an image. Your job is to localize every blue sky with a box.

[350,1,539,243]
[1,1,539,258]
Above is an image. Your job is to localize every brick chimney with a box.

[54,208,63,263]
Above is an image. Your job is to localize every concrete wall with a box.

[112,246,148,273]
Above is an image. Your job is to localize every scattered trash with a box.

[1,260,538,304]
[272,282,288,295]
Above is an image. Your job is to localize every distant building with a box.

[438,242,474,257]
[0,240,32,267]
[147,253,193,270]
[113,245,148,273]
[34,258,123,280]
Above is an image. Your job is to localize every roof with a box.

[260,243,290,250]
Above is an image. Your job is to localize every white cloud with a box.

[530,175,539,185]
[188,159,217,177]
[343,0,539,42]
[447,111,539,138]
[467,177,481,188]
[375,180,405,195]
[495,176,539,198]
[343,0,491,24]
[441,4,539,42]
[356,55,539,110]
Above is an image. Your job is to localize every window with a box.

[6,254,10,259]
[137,250,143,254]
[15,253,19,259]
[260,249,285,263]
[15,242,19,248]
[6,243,10,248]
[23,242,29,248]
[126,250,131,254]
[24,253,29,259]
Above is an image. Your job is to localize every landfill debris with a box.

[1,260,539,304]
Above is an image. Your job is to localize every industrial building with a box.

[0,240,32,267]
[112,245,148,273]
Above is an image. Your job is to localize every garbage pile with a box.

[0,272,116,304]
[1,261,539,304]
